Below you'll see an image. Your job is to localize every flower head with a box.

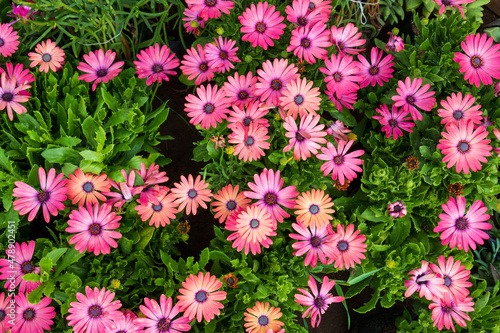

[290,222,337,267]
[357,47,394,88]
[182,7,207,36]
[28,39,65,73]
[184,84,230,129]
[226,101,269,130]
[385,32,404,52]
[429,293,474,332]
[0,23,20,57]
[222,273,238,288]
[433,0,476,19]
[404,260,448,301]
[13,293,55,333]
[135,186,178,228]
[287,22,331,64]
[448,183,464,196]
[134,44,179,86]
[326,120,351,142]
[103,169,144,208]
[330,23,365,55]
[239,2,286,50]
[326,89,357,111]
[437,92,483,127]
[430,255,472,303]
[255,58,299,107]
[279,77,321,119]
[329,224,367,270]
[107,312,139,333]
[373,103,415,140]
[244,301,284,333]
[67,168,110,206]
[388,200,407,219]
[223,72,258,107]
[317,140,364,185]
[211,184,251,223]
[0,292,13,333]
[319,53,361,99]
[0,62,35,87]
[185,0,234,19]
[205,36,240,73]
[134,294,191,333]
[283,113,327,160]
[0,241,41,294]
[8,2,37,22]
[0,72,31,121]
[286,0,328,27]
[392,77,436,121]
[228,123,271,162]
[180,44,214,85]
[171,174,212,215]
[294,189,335,229]
[77,49,124,91]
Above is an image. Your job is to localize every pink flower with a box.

[434,196,491,252]
[285,0,328,27]
[135,186,178,228]
[239,2,286,50]
[385,32,404,52]
[330,23,365,55]
[317,140,364,185]
[0,62,35,87]
[0,292,13,332]
[404,260,447,301]
[103,169,144,208]
[392,77,436,121]
[319,53,361,99]
[295,276,344,328]
[437,92,483,127]
[211,184,251,223]
[184,84,230,129]
[287,22,331,64]
[223,71,258,107]
[243,168,298,225]
[0,72,31,121]
[255,58,299,107]
[228,122,270,162]
[66,169,110,207]
[293,189,335,229]
[289,222,336,267]
[205,36,240,73]
[373,103,415,140]
[12,294,55,333]
[454,33,500,87]
[283,113,327,160]
[357,47,394,88]
[134,44,179,86]
[433,0,475,19]
[185,0,234,19]
[177,272,227,322]
[8,2,37,22]
[0,23,20,57]
[436,120,492,174]
[279,77,321,119]
[0,240,41,294]
[28,39,65,73]
[430,255,472,303]
[429,294,474,332]
[171,174,212,215]
[494,128,500,156]
[13,167,67,222]
[387,200,407,219]
[137,162,169,187]
[67,286,123,333]
[182,8,207,35]
[108,312,139,333]
[328,224,367,270]
[180,44,214,86]
[325,120,351,142]
[495,81,500,96]
[308,0,332,16]
[77,49,124,91]
[326,90,357,111]
[134,295,191,332]
[226,101,269,130]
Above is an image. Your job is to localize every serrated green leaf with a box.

[27,285,44,304]
[23,273,41,282]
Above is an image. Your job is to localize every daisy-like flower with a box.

[171,174,212,215]
[67,203,122,255]
[244,301,283,333]
[185,0,234,19]
[373,103,415,140]
[429,294,474,332]
[228,123,271,162]
[280,77,321,119]
[294,189,335,229]
[295,275,344,328]
[134,294,190,333]
[13,167,67,223]
[67,286,123,333]
[184,84,230,130]
[177,272,227,323]
[180,44,214,86]
[27,39,65,73]
[328,224,367,270]
[137,163,169,186]
[290,222,337,267]
[437,92,483,127]
[108,312,139,333]
[8,2,37,23]
[135,186,178,228]
[205,36,240,73]
[77,49,124,91]
[433,0,475,19]
[308,0,333,16]
[283,114,327,160]
[326,90,357,111]
[319,53,361,99]
[255,58,299,107]
[0,73,31,121]
[392,77,436,121]
[325,120,351,142]
[103,169,144,208]
[244,168,299,224]
[226,101,269,130]
[67,168,110,206]
[239,2,286,50]
[330,23,366,55]
[0,62,35,87]
[454,33,500,87]
[387,200,407,219]
[430,255,472,303]
[0,23,20,57]
[357,47,394,88]
[404,260,448,301]
[317,140,364,185]
[0,240,41,294]
[12,294,55,333]
[286,0,328,27]
[436,120,492,174]
[211,184,251,223]
[287,21,331,65]
[0,292,13,333]
[134,44,179,86]
[385,32,404,52]
[434,196,491,252]
[223,72,258,107]
[182,7,207,36]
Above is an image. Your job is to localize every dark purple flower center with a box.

[88,223,102,235]
[226,277,235,285]
[406,95,415,104]
[23,308,35,321]
[195,290,207,302]
[271,79,282,90]
[188,189,197,198]
[297,16,307,26]
[333,72,342,82]
[309,204,319,214]
[256,22,266,33]
[21,261,34,274]
[311,236,321,247]
[245,136,255,146]
[243,116,252,126]
[442,305,452,313]
[37,191,50,203]
[83,182,94,193]
[239,91,249,101]
[205,0,216,6]
[226,200,237,211]
[2,92,13,102]
[264,192,277,205]
[338,42,345,50]
[455,217,468,230]
[309,2,316,10]
[152,64,163,73]
[199,62,208,71]
[250,218,260,228]
[444,276,452,287]
[157,318,171,332]
[88,305,102,318]
[333,155,344,165]
[0,38,4,47]
[42,53,52,62]
[457,141,470,153]
[153,203,163,212]
[295,131,305,141]
[96,69,108,77]
[0,310,5,321]
[369,66,379,75]
[204,103,215,114]
[294,95,304,105]
[392,205,402,213]
[258,315,269,326]
[389,119,398,127]
[453,110,463,120]
[219,51,228,60]
[300,38,311,48]
[442,0,451,4]
[337,240,349,252]
[471,55,482,68]
[314,297,325,309]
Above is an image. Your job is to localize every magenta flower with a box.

[239,2,286,50]
[67,286,123,333]
[433,0,475,19]
[0,292,13,332]
[326,89,357,111]
[319,53,361,99]
[357,47,394,87]
[434,196,491,252]
[223,71,258,107]
[0,72,31,121]
[330,23,365,55]
[8,2,37,22]
[108,312,138,333]
[103,169,144,208]
[295,276,344,328]
[328,224,367,270]
[308,0,333,16]
[184,84,230,129]
[285,0,327,27]
[13,167,67,222]
[326,120,351,141]
[0,62,35,88]
[0,23,20,57]
[385,32,404,52]
[429,294,474,332]
[437,92,483,127]
[134,294,191,333]
[373,103,415,140]
[243,168,298,225]
[430,255,472,303]
[454,33,500,87]
[404,260,448,301]
[387,200,407,219]
[0,240,41,294]
[437,120,492,174]
[392,77,436,121]
[134,44,179,86]
[182,7,207,36]
[205,36,240,73]
[255,58,299,107]
[287,22,331,65]
[180,44,214,86]
[78,49,124,91]
[226,100,269,130]
[289,222,336,267]
[185,0,234,19]
[283,113,327,160]
[317,140,364,185]
[13,293,55,333]
[228,123,270,162]
[279,77,321,119]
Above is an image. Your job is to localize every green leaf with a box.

[355,290,380,313]
[27,285,44,304]
[209,250,231,263]
[389,217,411,247]
[54,249,85,277]
[475,292,490,312]
[80,150,104,162]
[82,116,98,147]
[39,257,53,274]
[347,267,383,285]
[418,38,430,51]
[199,248,210,269]
[205,319,217,333]
[46,248,68,265]
[41,147,81,164]
[135,226,155,250]
[53,136,82,147]
[23,273,41,282]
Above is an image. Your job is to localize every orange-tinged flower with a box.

[244,301,284,333]
[67,168,110,206]
[294,189,334,229]
[28,39,65,73]
[222,273,238,288]
[171,174,212,215]
[211,184,250,223]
